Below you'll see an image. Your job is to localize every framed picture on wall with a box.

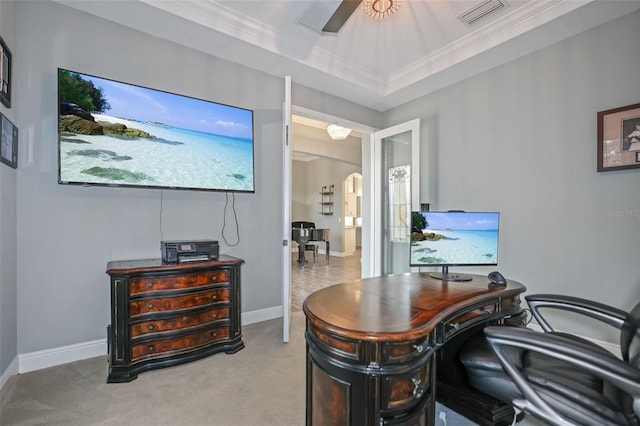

[0,36,11,108]
[1,112,18,168]
[597,103,640,172]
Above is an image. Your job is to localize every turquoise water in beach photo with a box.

[59,114,254,191]
[410,229,499,265]
[58,69,255,192]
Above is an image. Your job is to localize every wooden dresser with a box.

[303,273,526,425]
[106,255,244,383]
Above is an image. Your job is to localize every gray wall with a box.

[11,0,380,360]
[386,10,640,339]
[299,157,361,254]
[0,0,18,378]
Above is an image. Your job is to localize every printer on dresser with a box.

[105,255,244,383]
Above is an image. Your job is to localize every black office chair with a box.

[460,294,640,426]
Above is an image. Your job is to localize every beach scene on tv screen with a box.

[410,212,499,265]
[57,69,254,191]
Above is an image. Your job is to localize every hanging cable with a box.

[222,192,240,246]
[159,189,164,242]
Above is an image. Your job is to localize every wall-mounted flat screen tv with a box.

[57,68,254,192]
[410,211,500,281]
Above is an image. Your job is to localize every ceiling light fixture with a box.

[363,0,401,20]
[326,124,352,140]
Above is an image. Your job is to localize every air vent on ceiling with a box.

[457,0,508,26]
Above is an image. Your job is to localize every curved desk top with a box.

[303,272,525,342]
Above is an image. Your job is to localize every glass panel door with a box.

[374,120,420,276]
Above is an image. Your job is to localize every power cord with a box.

[222,192,240,246]
[159,189,164,242]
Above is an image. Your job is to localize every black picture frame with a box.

[1,112,18,168]
[597,103,640,172]
[0,36,11,108]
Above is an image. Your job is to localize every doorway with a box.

[289,115,365,312]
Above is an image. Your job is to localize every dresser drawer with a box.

[131,325,231,361]
[130,307,230,337]
[130,270,229,295]
[380,359,432,415]
[129,289,229,317]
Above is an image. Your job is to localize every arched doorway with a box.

[343,172,362,259]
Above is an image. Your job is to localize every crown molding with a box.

[386,0,590,94]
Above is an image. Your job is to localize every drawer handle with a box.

[412,378,425,398]
[212,294,218,301]
[148,325,154,331]
[212,313,218,319]
[147,345,154,352]
[210,331,217,338]
[147,303,154,309]
[211,276,217,282]
[484,307,494,314]
[413,343,426,353]
[147,283,153,289]
[449,322,460,330]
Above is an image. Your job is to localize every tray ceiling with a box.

[55,0,640,111]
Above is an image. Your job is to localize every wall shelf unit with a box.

[319,185,334,215]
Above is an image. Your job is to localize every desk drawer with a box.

[130,271,229,295]
[381,359,432,415]
[382,334,434,364]
[443,303,496,339]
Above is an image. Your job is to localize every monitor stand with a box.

[429,266,473,282]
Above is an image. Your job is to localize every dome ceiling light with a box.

[363,0,401,20]
[326,124,352,140]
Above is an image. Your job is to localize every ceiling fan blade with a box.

[322,0,363,33]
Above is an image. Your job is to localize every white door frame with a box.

[282,76,292,342]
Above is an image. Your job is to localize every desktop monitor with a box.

[410,211,500,281]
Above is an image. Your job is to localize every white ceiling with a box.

[56,0,640,111]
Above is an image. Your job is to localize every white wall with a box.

[0,0,18,382]
[386,10,640,340]
[11,0,380,362]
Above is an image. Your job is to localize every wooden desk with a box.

[303,273,526,426]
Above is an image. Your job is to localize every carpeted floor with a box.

[0,312,545,426]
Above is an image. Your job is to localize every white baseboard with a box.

[241,305,283,325]
[0,306,285,387]
[0,356,19,389]
[19,338,107,374]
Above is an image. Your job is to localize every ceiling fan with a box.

[321,0,362,33]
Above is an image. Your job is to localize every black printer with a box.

[161,240,219,263]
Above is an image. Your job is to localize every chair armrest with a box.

[525,294,628,332]
[484,326,640,424]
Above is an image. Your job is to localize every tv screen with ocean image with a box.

[410,211,500,268]
[57,68,254,192]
